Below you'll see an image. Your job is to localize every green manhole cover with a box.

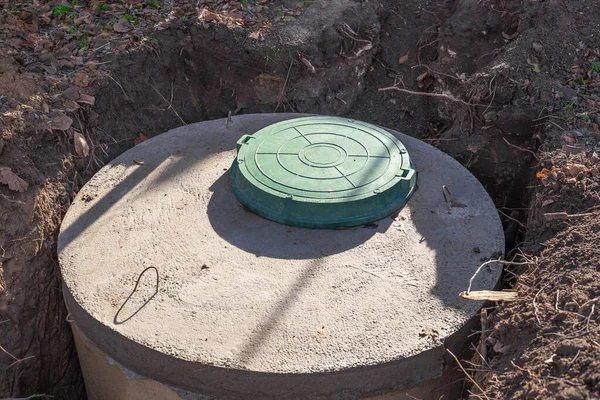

[230,116,417,229]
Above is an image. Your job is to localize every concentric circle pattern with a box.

[230,116,416,228]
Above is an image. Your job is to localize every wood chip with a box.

[544,212,593,221]
[459,290,518,301]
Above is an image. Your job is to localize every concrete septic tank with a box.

[58,114,505,400]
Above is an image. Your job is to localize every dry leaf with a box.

[74,11,93,25]
[62,100,80,112]
[299,56,316,74]
[416,71,430,82]
[419,328,439,339]
[564,163,586,177]
[541,199,554,207]
[398,53,409,65]
[0,167,29,192]
[459,290,518,301]
[134,133,148,145]
[73,131,90,158]
[248,31,262,40]
[77,94,95,106]
[49,114,73,131]
[72,72,90,88]
[502,31,517,40]
[493,341,511,353]
[114,19,132,33]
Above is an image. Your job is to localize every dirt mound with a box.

[477,214,600,399]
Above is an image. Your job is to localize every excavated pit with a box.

[1,0,539,398]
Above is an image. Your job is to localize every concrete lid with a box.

[58,114,505,399]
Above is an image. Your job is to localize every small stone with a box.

[532,42,544,53]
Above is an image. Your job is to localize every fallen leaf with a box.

[72,72,90,88]
[49,114,73,131]
[0,167,29,192]
[62,100,80,112]
[562,132,576,143]
[133,160,145,165]
[114,18,132,33]
[134,133,148,145]
[502,31,517,40]
[531,63,541,73]
[73,131,90,158]
[74,11,93,25]
[299,55,316,74]
[419,328,439,339]
[542,199,555,207]
[77,94,95,105]
[248,31,262,40]
[398,53,409,65]
[416,71,430,82]
[544,354,558,364]
[565,163,586,176]
[493,341,511,353]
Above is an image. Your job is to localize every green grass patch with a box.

[52,4,72,17]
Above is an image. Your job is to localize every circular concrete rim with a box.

[58,114,505,399]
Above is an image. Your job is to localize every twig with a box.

[379,86,472,108]
[0,193,26,204]
[555,290,560,311]
[480,309,488,364]
[7,355,35,370]
[544,212,593,221]
[585,304,595,334]
[389,9,407,25]
[0,344,19,361]
[497,209,526,229]
[411,63,464,81]
[446,349,490,400]
[2,394,53,399]
[467,328,493,338]
[150,84,186,125]
[503,138,537,159]
[467,259,535,294]
[105,74,129,100]
[562,350,581,376]
[483,75,497,115]
[276,62,293,112]
[0,319,9,325]
[533,283,551,325]
[547,376,585,386]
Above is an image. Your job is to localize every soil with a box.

[0,0,599,398]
